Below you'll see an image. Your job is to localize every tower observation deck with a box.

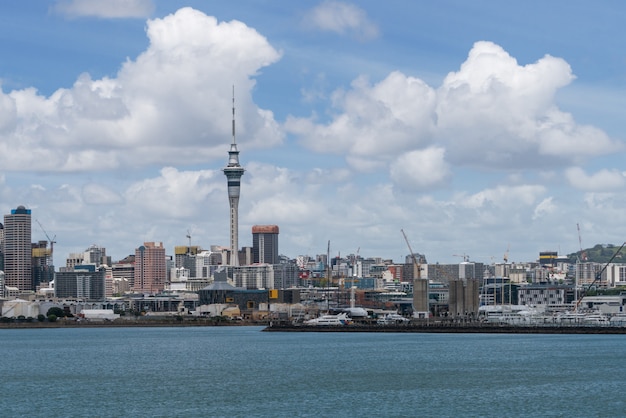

[223,89,244,266]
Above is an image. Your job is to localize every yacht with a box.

[377,313,410,325]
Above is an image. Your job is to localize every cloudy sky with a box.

[1,0,625,266]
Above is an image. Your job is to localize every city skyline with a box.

[0,1,625,266]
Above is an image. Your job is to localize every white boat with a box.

[304,312,351,326]
[377,313,410,325]
[557,311,609,326]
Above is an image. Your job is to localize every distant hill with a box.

[567,244,626,264]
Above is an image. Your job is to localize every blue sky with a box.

[1,0,625,266]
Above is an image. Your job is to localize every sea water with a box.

[1,326,625,417]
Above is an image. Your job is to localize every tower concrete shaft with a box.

[222,90,244,266]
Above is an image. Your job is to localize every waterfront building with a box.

[232,264,275,289]
[518,284,575,309]
[252,225,279,265]
[3,206,32,291]
[222,91,245,266]
[55,267,106,301]
[134,242,166,294]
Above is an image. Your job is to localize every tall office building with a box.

[134,242,166,294]
[252,225,279,265]
[3,205,32,291]
[222,90,245,266]
[0,222,4,272]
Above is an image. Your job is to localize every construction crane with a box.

[453,253,470,262]
[35,219,56,264]
[503,244,510,263]
[401,229,421,279]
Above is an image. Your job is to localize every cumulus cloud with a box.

[0,7,283,172]
[286,41,622,189]
[285,71,436,171]
[532,197,556,220]
[460,184,547,210]
[124,167,221,218]
[565,167,626,191]
[390,147,451,191]
[53,0,154,19]
[303,1,379,40]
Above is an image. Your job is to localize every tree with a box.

[37,314,46,322]
[46,307,65,318]
[47,314,57,322]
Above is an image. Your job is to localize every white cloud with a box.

[390,147,451,191]
[286,41,622,189]
[532,197,556,220]
[459,184,547,210]
[0,7,283,172]
[82,183,123,205]
[124,167,221,218]
[303,1,379,40]
[53,0,154,19]
[285,71,436,170]
[565,167,626,191]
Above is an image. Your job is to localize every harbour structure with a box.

[252,225,279,265]
[2,205,32,291]
[222,89,245,266]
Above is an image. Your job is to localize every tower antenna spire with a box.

[232,85,236,144]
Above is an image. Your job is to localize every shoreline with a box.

[0,319,265,329]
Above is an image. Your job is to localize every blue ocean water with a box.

[1,326,625,417]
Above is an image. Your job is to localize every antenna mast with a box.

[232,85,236,144]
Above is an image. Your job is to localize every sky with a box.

[1,0,625,267]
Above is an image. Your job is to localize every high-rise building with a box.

[252,225,279,265]
[3,205,32,291]
[222,90,245,266]
[134,242,166,294]
[0,222,4,272]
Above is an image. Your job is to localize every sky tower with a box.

[223,88,245,266]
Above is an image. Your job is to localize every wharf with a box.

[263,321,626,334]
